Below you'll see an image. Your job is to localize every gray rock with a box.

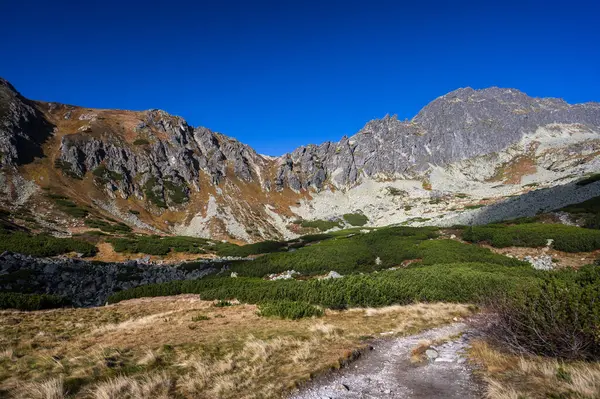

[425,348,439,359]
[0,252,218,307]
[524,254,554,270]
[321,271,343,279]
[274,88,600,190]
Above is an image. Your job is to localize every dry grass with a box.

[14,377,64,399]
[410,340,433,363]
[86,372,172,399]
[470,340,600,399]
[0,296,473,398]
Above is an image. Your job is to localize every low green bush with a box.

[298,233,333,243]
[258,300,323,319]
[108,262,540,309]
[85,218,132,233]
[213,300,233,307]
[561,196,600,215]
[48,195,89,218]
[561,196,600,229]
[0,292,70,311]
[54,159,82,179]
[343,213,368,226]
[0,231,97,257]
[143,177,167,208]
[215,240,287,257]
[163,180,188,204]
[576,173,600,186]
[133,138,150,145]
[485,265,600,360]
[226,228,523,278]
[463,223,600,252]
[109,235,209,256]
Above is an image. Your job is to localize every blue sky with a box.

[1,0,599,155]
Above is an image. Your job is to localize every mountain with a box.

[1,78,600,242]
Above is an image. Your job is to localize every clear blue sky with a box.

[2,0,599,155]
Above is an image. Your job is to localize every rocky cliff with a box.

[1,78,599,242]
[276,87,600,190]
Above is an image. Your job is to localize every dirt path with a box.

[290,323,483,399]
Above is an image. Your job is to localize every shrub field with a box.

[0,231,97,257]
[463,223,600,252]
[258,300,323,319]
[0,292,69,311]
[108,262,540,309]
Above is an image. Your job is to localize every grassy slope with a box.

[0,298,473,398]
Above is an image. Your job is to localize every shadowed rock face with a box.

[275,87,600,190]
[0,78,54,166]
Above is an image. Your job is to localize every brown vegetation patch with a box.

[487,155,537,185]
[483,245,599,269]
[0,298,472,398]
[470,340,600,399]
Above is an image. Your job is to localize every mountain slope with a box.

[1,78,599,242]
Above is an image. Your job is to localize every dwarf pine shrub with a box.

[258,300,323,319]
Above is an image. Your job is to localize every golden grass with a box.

[14,377,64,399]
[0,297,473,398]
[470,340,600,399]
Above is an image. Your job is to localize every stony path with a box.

[290,323,482,399]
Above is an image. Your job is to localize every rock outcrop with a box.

[275,88,600,190]
[0,252,218,306]
[0,78,53,167]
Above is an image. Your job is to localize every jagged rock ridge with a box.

[275,87,600,190]
[1,78,599,242]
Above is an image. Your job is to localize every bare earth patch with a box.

[483,244,600,269]
[0,296,473,398]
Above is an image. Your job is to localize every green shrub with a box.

[343,213,368,226]
[133,138,150,145]
[213,300,233,307]
[109,235,209,256]
[85,218,132,233]
[463,223,600,252]
[163,180,188,204]
[108,262,539,309]
[485,265,600,360]
[143,177,167,208]
[0,231,97,257]
[298,233,333,243]
[48,195,89,218]
[0,292,70,310]
[561,196,600,215]
[258,300,323,319]
[561,196,600,229]
[215,240,287,257]
[54,159,82,179]
[224,228,522,278]
[576,173,600,186]
[191,314,210,321]
[92,165,123,183]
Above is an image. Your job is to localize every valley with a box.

[1,77,600,398]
